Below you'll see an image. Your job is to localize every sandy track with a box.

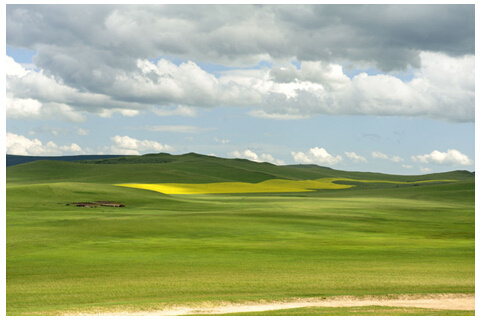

[77,293,474,316]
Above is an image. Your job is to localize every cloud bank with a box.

[5,4,475,123]
[109,135,174,155]
[6,132,84,156]
[7,5,473,71]
[292,147,343,166]
[6,52,474,123]
[229,150,285,165]
[411,149,472,166]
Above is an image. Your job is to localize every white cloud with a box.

[119,109,140,117]
[271,61,350,91]
[98,108,140,118]
[9,5,472,73]
[214,137,230,144]
[390,155,404,163]
[6,6,474,123]
[119,58,225,107]
[60,143,82,153]
[248,110,309,120]
[228,149,285,165]
[6,132,84,156]
[110,135,174,155]
[372,152,404,163]
[144,125,213,134]
[344,152,367,163]
[28,125,69,137]
[7,94,87,123]
[401,164,413,169]
[6,55,29,77]
[419,166,432,173]
[6,51,475,123]
[371,151,389,160]
[6,55,148,121]
[291,147,342,166]
[7,133,44,155]
[6,95,42,118]
[247,53,473,122]
[108,147,141,156]
[152,105,197,117]
[44,103,87,123]
[260,153,286,165]
[77,128,90,136]
[411,149,472,166]
[244,150,260,161]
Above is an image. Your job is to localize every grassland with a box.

[6,153,475,315]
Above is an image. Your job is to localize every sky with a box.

[3,3,476,174]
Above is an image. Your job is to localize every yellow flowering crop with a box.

[116,178,455,195]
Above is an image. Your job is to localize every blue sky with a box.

[5,4,475,174]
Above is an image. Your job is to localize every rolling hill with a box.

[6,152,474,185]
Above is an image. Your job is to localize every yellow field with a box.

[116,178,455,195]
[116,178,351,194]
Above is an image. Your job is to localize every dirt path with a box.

[77,293,474,316]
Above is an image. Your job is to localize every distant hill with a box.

[6,152,474,186]
[6,154,125,167]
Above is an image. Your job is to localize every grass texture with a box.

[6,154,475,315]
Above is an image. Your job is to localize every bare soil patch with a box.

[66,201,125,208]
[73,293,474,316]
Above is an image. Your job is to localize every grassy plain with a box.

[6,154,475,315]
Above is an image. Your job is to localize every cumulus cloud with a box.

[109,135,173,155]
[6,132,84,156]
[411,149,472,166]
[291,147,342,166]
[248,110,309,120]
[5,5,475,123]
[419,166,432,173]
[214,137,230,144]
[60,143,83,153]
[371,151,389,160]
[372,152,404,163]
[390,156,404,163]
[7,5,473,71]
[345,152,367,163]
[98,108,140,118]
[6,55,30,77]
[6,50,475,123]
[28,125,69,137]
[6,96,42,118]
[113,58,224,107]
[259,153,286,166]
[152,105,197,117]
[77,128,90,136]
[143,125,213,134]
[265,52,473,122]
[6,54,149,121]
[228,149,285,165]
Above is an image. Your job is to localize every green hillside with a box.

[6,153,475,315]
[6,152,474,185]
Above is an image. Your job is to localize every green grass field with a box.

[6,153,475,315]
